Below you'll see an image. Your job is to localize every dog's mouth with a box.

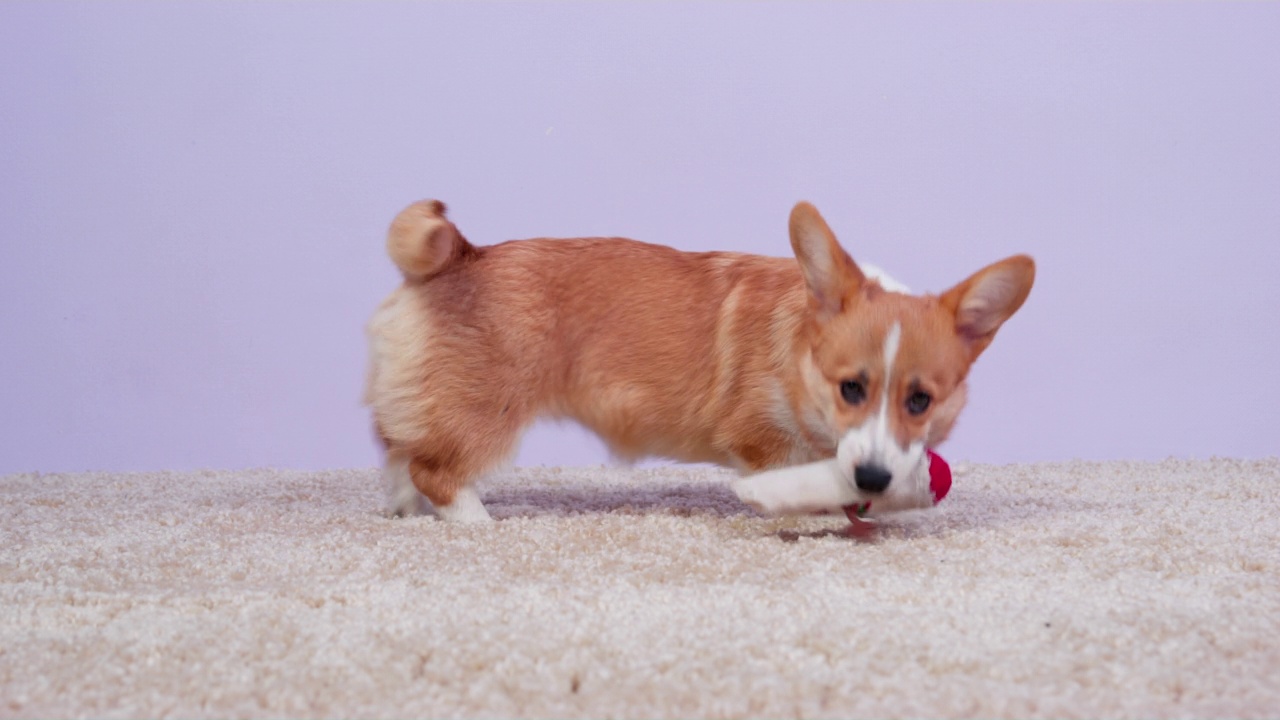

[842,449,951,517]
[836,455,929,505]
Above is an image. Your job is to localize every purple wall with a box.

[2,2,1278,473]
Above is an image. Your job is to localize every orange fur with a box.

[364,200,1034,516]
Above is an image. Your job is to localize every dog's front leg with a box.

[730,458,858,516]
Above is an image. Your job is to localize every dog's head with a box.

[790,201,1035,507]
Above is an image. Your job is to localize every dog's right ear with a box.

[790,202,865,318]
[940,254,1036,362]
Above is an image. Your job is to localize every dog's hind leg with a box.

[383,451,427,517]
[430,482,491,522]
[408,456,496,523]
[374,423,428,517]
[406,407,531,523]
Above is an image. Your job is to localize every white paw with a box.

[732,459,860,516]
[383,456,427,517]
[433,485,493,523]
[730,477,781,514]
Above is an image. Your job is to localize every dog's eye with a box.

[839,379,866,405]
[906,391,932,416]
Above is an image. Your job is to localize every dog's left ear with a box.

[790,202,864,318]
[941,255,1036,361]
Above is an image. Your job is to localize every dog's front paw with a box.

[730,476,783,515]
[732,459,860,516]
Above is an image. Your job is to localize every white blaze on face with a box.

[835,321,929,505]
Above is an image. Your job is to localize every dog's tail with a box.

[386,200,472,281]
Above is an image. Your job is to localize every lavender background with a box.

[2,2,1277,474]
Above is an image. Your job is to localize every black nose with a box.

[854,464,892,493]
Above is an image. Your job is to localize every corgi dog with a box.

[364,200,1034,522]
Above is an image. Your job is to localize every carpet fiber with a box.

[2,459,1278,718]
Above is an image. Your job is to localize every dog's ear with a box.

[941,255,1036,361]
[790,202,864,318]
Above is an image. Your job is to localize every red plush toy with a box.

[927,449,953,502]
[843,449,951,537]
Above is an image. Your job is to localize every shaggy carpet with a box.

[2,459,1278,719]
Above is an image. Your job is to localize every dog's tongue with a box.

[841,450,951,525]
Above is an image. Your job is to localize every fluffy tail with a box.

[386,199,470,281]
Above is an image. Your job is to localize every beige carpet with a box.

[2,459,1278,719]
